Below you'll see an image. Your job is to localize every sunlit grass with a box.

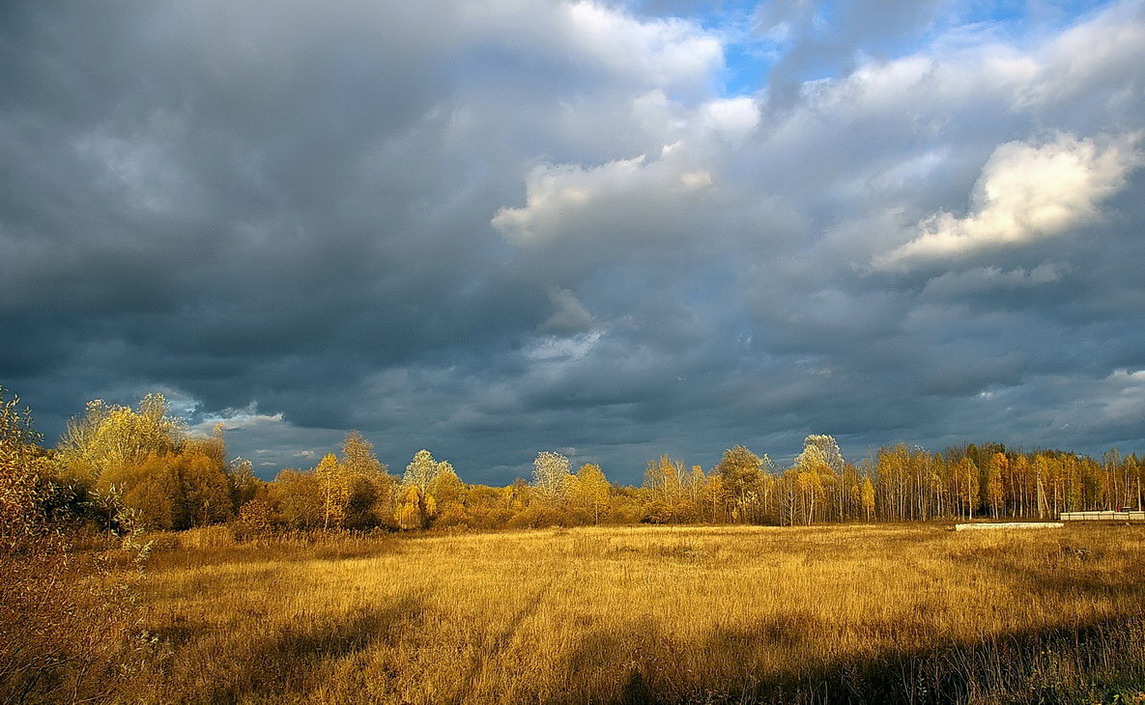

[135,524,1145,704]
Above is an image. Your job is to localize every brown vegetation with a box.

[131,524,1145,704]
[1,388,148,704]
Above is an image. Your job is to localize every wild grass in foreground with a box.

[123,524,1145,704]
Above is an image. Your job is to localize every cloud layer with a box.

[2,0,1144,481]
[875,132,1143,270]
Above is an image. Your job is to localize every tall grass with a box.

[130,524,1145,704]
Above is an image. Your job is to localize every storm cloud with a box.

[2,0,1144,482]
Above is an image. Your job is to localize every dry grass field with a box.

[131,524,1145,704]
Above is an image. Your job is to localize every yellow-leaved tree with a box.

[394,485,431,530]
[340,431,394,527]
[956,457,980,520]
[315,453,350,530]
[716,446,768,524]
[58,394,183,490]
[861,476,876,522]
[574,463,611,524]
[59,394,239,530]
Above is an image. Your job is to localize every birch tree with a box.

[532,451,570,499]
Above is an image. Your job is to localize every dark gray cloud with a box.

[2,0,1143,483]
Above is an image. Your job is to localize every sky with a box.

[2,0,1144,483]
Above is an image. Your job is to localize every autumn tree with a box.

[403,449,447,494]
[228,457,261,510]
[985,453,1006,518]
[51,393,246,530]
[89,427,233,531]
[271,469,322,528]
[644,454,688,521]
[860,476,875,522]
[394,485,422,530]
[804,435,845,473]
[234,499,277,537]
[393,449,454,528]
[393,484,435,530]
[58,394,184,488]
[427,464,468,527]
[314,453,350,530]
[792,446,827,525]
[573,463,611,524]
[427,465,463,503]
[792,438,843,525]
[1,390,149,703]
[342,431,384,475]
[532,451,570,500]
[716,446,770,523]
[340,431,394,528]
[955,457,979,520]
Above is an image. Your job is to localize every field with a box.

[132,524,1145,704]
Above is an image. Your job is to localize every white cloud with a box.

[538,287,596,334]
[1015,0,1145,110]
[491,142,714,246]
[491,87,763,249]
[874,132,1144,271]
[525,331,603,362]
[698,96,760,139]
[564,1,723,92]
[1101,369,1145,422]
[191,402,285,434]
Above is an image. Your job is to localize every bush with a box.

[0,539,146,704]
[1,387,148,704]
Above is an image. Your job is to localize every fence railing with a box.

[1059,511,1145,522]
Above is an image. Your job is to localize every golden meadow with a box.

[137,523,1145,705]
[8,524,1144,704]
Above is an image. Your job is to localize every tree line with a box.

[2,388,1143,539]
